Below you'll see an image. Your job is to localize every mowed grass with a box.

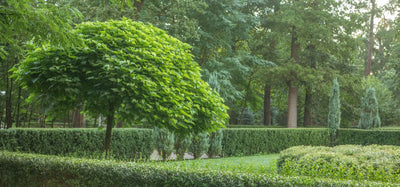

[147,154,279,174]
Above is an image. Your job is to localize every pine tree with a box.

[327,78,341,133]
[358,87,381,129]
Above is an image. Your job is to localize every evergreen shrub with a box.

[190,132,209,159]
[208,130,223,158]
[174,134,192,160]
[154,127,175,161]
[0,151,395,187]
[278,145,400,183]
[338,129,400,146]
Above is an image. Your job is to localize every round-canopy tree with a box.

[13,18,228,157]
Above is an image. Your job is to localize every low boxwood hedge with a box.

[278,145,400,183]
[0,151,397,187]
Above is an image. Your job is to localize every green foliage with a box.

[358,87,381,129]
[13,19,228,135]
[221,128,331,157]
[278,145,400,183]
[174,134,192,160]
[154,127,175,161]
[241,108,255,125]
[190,132,209,159]
[0,151,396,186]
[208,130,223,158]
[0,128,154,160]
[338,129,400,146]
[327,78,341,132]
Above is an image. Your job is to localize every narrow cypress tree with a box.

[327,78,341,134]
[208,130,223,158]
[358,87,381,129]
[154,127,175,161]
[190,132,210,159]
[174,134,192,160]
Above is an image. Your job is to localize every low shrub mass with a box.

[0,151,397,187]
[222,128,331,156]
[0,128,154,160]
[278,145,400,183]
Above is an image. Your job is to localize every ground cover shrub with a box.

[1,151,397,187]
[222,128,331,156]
[278,145,400,183]
[338,129,400,146]
[0,128,154,160]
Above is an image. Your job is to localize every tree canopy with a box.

[13,19,229,155]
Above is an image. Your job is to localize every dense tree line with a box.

[1,0,399,128]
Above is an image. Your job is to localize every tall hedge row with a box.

[221,128,331,156]
[338,129,400,146]
[1,128,400,159]
[0,128,154,160]
[0,151,395,187]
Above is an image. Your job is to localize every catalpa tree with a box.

[13,19,228,157]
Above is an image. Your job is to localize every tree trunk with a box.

[72,108,85,128]
[116,121,123,128]
[287,26,300,128]
[264,83,271,126]
[239,71,256,124]
[15,86,22,127]
[28,104,33,128]
[365,0,375,76]
[5,77,13,129]
[93,115,97,128]
[104,106,115,159]
[303,86,313,127]
[287,83,298,128]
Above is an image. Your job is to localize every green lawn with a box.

[148,154,279,174]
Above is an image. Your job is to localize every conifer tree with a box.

[358,88,381,129]
[190,132,210,159]
[154,127,175,161]
[208,130,223,158]
[174,134,192,160]
[327,78,341,133]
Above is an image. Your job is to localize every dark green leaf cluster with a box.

[1,151,396,186]
[278,145,400,183]
[338,129,400,146]
[154,127,175,161]
[208,130,223,158]
[190,132,210,159]
[13,19,228,135]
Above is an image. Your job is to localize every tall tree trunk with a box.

[264,83,271,126]
[303,86,313,127]
[287,26,300,128]
[105,105,115,159]
[72,108,85,128]
[28,104,33,128]
[5,77,13,129]
[365,0,375,76]
[15,86,22,127]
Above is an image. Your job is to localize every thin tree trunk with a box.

[303,86,313,127]
[105,105,115,159]
[264,83,271,126]
[94,115,97,128]
[5,77,13,129]
[287,25,300,128]
[72,108,85,128]
[15,86,22,127]
[239,71,256,124]
[365,0,375,76]
[28,104,33,128]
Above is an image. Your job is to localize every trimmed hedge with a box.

[0,128,154,160]
[278,145,400,183]
[338,129,400,146]
[0,151,397,187]
[221,128,331,156]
